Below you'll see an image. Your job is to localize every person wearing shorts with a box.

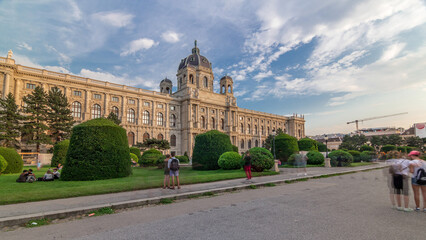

[168,152,180,189]
[390,158,411,211]
[409,151,426,212]
[163,154,170,189]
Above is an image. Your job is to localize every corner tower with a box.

[220,75,233,95]
[159,77,172,94]
[176,41,214,92]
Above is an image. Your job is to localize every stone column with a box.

[3,73,10,98]
[14,78,21,102]
[84,90,91,120]
[104,93,108,117]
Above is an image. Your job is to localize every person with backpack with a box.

[163,154,171,189]
[168,152,180,189]
[388,154,412,212]
[408,151,426,212]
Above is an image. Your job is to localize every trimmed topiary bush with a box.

[51,140,70,167]
[298,138,318,151]
[155,155,167,169]
[360,145,374,152]
[328,150,353,167]
[306,151,324,165]
[0,147,23,174]
[347,150,361,162]
[274,134,299,162]
[248,147,274,172]
[61,118,132,181]
[317,142,327,152]
[232,145,239,153]
[381,145,396,153]
[192,130,233,170]
[176,155,189,163]
[360,151,375,162]
[139,148,162,166]
[218,151,242,170]
[287,153,298,166]
[0,155,8,174]
[129,147,141,161]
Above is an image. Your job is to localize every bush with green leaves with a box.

[192,130,233,170]
[347,150,361,162]
[176,155,189,163]
[360,145,374,152]
[51,140,70,167]
[232,145,238,153]
[306,151,324,165]
[275,134,299,162]
[317,142,327,152]
[139,148,162,166]
[61,118,132,181]
[218,151,242,170]
[298,138,318,151]
[0,147,23,174]
[130,153,138,162]
[0,155,8,174]
[360,151,375,162]
[129,147,141,161]
[287,153,297,166]
[155,155,167,169]
[328,150,353,167]
[381,145,396,153]
[248,147,274,172]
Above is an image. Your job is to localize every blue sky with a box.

[1,0,425,135]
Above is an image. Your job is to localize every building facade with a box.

[1,44,305,156]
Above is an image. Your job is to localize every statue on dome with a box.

[7,49,13,59]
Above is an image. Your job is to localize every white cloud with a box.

[17,42,32,51]
[161,31,181,43]
[92,11,134,28]
[253,70,273,81]
[46,45,72,65]
[68,0,82,21]
[234,89,248,97]
[120,38,158,56]
[379,42,406,62]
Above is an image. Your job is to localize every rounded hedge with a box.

[176,155,189,163]
[155,155,167,169]
[192,130,233,170]
[218,151,242,170]
[328,150,353,167]
[51,140,70,167]
[347,150,361,162]
[129,147,141,161]
[248,147,274,172]
[360,145,374,152]
[287,153,298,166]
[130,153,138,162]
[360,151,375,162]
[381,145,396,153]
[61,118,132,181]
[139,148,162,166]
[274,134,299,162]
[317,142,327,152]
[0,155,8,174]
[298,138,318,151]
[306,151,324,165]
[0,147,23,174]
[232,145,239,153]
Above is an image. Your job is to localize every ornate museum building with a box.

[0,43,305,156]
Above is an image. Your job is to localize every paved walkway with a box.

[0,163,386,227]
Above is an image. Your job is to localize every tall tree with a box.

[135,138,170,151]
[370,136,382,150]
[22,86,51,153]
[339,134,367,150]
[382,134,402,146]
[107,112,121,125]
[0,93,23,148]
[47,87,75,143]
[405,136,424,149]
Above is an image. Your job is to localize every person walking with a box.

[388,154,412,211]
[295,153,307,176]
[168,152,180,189]
[408,151,426,212]
[163,154,171,189]
[243,152,252,180]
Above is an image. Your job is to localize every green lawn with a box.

[0,166,277,205]
[280,162,376,168]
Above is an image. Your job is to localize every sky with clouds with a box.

[1,0,425,135]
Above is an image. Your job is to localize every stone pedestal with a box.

[274,160,280,172]
[324,158,331,168]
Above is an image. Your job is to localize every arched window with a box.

[190,74,194,84]
[255,140,259,147]
[211,117,215,129]
[221,119,225,130]
[261,126,264,135]
[72,101,81,118]
[143,133,150,141]
[255,125,258,135]
[248,140,252,149]
[247,124,251,134]
[228,85,232,93]
[157,112,163,126]
[170,114,176,127]
[204,77,208,88]
[143,111,150,125]
[262,141,265,147]
[170,134,176,147]
[127,108,135,123]
[127,132,135,146]
[267,127,270,134]
[201,116,205,129]
[112,106,119,117]
[240,139,244,149]
[166,87,170,94]
[91,104,101,119]
[221,85,225,93]
[240,123,244,133]
[157,133,163,140]
[298,129,301,138]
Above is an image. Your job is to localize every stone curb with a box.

[0,164,386,228]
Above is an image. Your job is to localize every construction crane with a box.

[347,112,408,133]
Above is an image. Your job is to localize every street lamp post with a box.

[324,135,329,158]
[272,130,276,160]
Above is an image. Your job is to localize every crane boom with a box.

[346,112,408,132]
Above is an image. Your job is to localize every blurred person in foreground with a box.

[408,151,426,212]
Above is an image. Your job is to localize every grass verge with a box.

[25,218,50,228]
[88,207,114,216]
[159,198,174,204]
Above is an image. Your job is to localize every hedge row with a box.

[0,147,23,174]
[192,130,233,170]
[51,139,70,167]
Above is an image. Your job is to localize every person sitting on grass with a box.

[53,168,60,179]
[26,169,36,183]
[42,169,54,181]
[16,170,29,183]
[57,163,63,170]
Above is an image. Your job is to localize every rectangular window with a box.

[112,97,119,102]
[144,102,150,107]
[128,99,135,104]
[26,83,36,89]
[170,106,175,111]
[157,104,163,109]
[94,94,101,99]
[73,90,82,96]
